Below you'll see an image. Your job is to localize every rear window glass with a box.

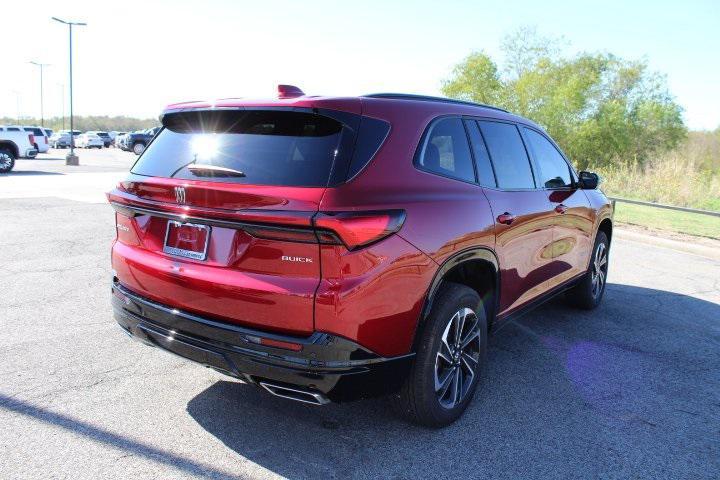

[346,116,390,179]
[132,110,353,187]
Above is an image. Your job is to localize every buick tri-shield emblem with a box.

[174,186,186,204]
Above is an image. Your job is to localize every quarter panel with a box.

[314,235,436,357]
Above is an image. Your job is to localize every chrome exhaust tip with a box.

[259,381,331,406]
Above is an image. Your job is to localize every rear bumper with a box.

[112,280,413,402]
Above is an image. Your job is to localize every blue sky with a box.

[2,0,718,130]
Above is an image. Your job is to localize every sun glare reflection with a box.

[191,134,219,161]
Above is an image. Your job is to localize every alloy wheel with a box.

[590,242,608,298]
[434,307,481,409]
[0,152,13,171]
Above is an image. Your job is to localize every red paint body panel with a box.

[109,174,326,335]
[314,236,436,357]
[481,188,555,315]
[116,174,325,215]
[544,189,596,291]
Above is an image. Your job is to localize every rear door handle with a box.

[555,204,568,214]
[497,212,516,225]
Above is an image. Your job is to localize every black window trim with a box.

[412,115,480,186]
[469,117,539,192]
[412,114,579,192]
[462,118,498,188]
[342,115,392,184]
[520,125,579,191]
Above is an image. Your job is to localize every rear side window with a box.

[477,121,535,189]
[416,117,475,183]
[523,128,572,188]
[346,116,390,179]
[7,127,20,132]
[464,120,496,187]
[132,110,353,187]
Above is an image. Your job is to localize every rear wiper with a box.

[186,164,246,178]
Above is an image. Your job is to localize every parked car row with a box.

[50,130,123,149]
[48,128,159,155]
[0,125,52,158]
[0,124,161,173]
[0,125,42,173]
[116,127,161,155]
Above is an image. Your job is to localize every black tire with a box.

[393,282,487,428]
[132,142,146,155]
[0,147,16,173]
[566,231,609,309]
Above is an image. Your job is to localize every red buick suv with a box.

[108,86,612,427]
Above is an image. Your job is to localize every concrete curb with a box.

[615,228,720,261]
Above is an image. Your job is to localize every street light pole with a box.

[29,61,50,127]
[51,17,86,166]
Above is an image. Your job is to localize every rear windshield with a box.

[131,109,389,187]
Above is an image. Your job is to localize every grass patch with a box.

[613,202,720,239]
[594,131,720,212]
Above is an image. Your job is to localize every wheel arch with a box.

[584,215,613,271]
[598,216,613,244]
[0,141,19,158]
[413,247,499,350]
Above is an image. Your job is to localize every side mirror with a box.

[578,171,601,189]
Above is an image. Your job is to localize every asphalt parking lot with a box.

[1,150,719,479]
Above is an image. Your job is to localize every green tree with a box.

[441,28,686,169]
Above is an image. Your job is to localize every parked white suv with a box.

[0,126,38,173]
[23,126,50,153]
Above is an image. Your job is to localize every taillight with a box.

[28,134,35,146]
[242,224,318,244]
[313,210,406,250]
[241,210,405,249]
[44,136,48,144]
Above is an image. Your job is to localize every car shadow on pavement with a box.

[186,283,720,479]
[25,156,68,161]
[4,170,64,176]
[0,393,246,480]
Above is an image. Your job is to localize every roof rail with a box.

[362,93,509,113]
